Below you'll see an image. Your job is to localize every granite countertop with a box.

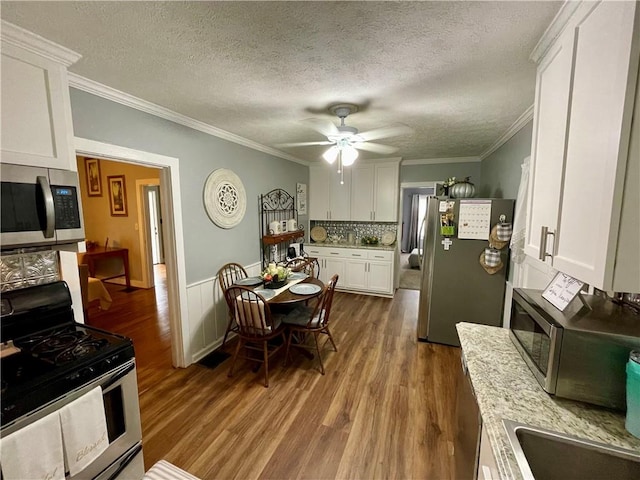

[456,322,640,480]
[307,242,396,251]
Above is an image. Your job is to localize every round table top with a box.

[268,277,324,305]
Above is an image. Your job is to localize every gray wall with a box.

[478,120,533,199]
[70,89,308,284]
[400,162,482,185]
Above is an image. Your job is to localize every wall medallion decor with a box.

[203,168,246,229]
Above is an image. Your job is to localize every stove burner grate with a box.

[54,339,109,365]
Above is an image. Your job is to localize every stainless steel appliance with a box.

[417,197,515,346]
[0,282,144,479]
[1,163,85,249]
[510,288,640,410]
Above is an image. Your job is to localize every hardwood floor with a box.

[88,274,461,479]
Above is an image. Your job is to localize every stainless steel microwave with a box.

[510,288,640,410]
[1,163,85,249]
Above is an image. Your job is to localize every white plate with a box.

[289,283,322,295]
[252,289,276,300]
[234,277,263,286]
[381,231,396,246]
[288,272,308,280]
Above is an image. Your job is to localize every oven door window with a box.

[511,301,551,376]
[103,385,126,442]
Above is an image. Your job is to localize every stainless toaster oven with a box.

[510,288,640,410]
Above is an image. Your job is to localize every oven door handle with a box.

[102,361,136,391]
[106,443,142,480]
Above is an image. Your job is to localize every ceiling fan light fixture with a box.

[341,145,358,166]
[322,145,339,164]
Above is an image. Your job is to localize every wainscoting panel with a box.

[187,261,261,364]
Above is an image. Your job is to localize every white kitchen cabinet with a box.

[525,29,575,263]
[526,1,640,291]
[305,245,395,296]
[309,164,351,220]
[350,162,400,221]
[1,21,81,170]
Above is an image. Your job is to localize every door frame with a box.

[136,178,160,289]
[398,181,439,253]
[75,137,189,368]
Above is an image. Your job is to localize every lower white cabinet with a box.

[305,245,395,296]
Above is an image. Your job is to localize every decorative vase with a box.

[450,180,475,198]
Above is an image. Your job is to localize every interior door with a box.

[145,185,164,265]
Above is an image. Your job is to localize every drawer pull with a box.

[352,254,362,257]
[374,255,384,259]
[330,252,340,255]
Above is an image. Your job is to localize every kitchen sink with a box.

[503,419,640,480]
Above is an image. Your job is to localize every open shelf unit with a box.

[260,188,304,268]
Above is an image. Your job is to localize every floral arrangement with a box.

[261,263,291,286]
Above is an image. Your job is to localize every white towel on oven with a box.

[59,386,109,476]
[0,410,65,480]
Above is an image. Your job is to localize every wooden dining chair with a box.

[283,274,339,375]
[225,286,286,387]
[217,262,248,346]
[285,257,320,278]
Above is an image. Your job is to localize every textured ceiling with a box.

[1,1,561,163]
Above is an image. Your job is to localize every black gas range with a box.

[1,281,134,428]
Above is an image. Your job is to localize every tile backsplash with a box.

[310,221,397,244]
[0,250,60,292]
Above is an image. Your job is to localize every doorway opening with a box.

[75,136,189,378]
[397,182,437,290]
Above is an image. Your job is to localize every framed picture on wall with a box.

[107,175,128,216]
[296,183,307,215]
[85,158,102,196]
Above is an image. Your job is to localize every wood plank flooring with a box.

[88,271,461,479]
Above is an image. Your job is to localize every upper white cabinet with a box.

[1,21,81,170]
[309,165,351,220]
[310,160,399,222]
[526,1,640,291]
[350,162,400,221]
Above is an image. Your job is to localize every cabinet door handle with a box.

[539,226,555,261]
[372,211,375,221]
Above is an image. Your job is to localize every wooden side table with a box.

[81,247,131,289]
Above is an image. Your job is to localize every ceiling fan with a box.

[276,104,412,168]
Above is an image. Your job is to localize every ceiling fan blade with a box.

[356,124,413,142]
[275,141,333,148]
[301,118,340,137]
[353,142,398,154]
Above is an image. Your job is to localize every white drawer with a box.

[367,250,393,261]
[345,249,368,258]
[306,246,330,256]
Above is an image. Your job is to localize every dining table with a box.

[267,277,324,305]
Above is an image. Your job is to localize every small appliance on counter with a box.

[510,288,640,410]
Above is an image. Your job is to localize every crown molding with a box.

[401,157,481,166]
[479,105,534,160]
[1,20,81,67]
[67,73,309,166]
[530,0,582,63]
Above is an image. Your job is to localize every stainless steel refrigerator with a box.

[417,197,515,346]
